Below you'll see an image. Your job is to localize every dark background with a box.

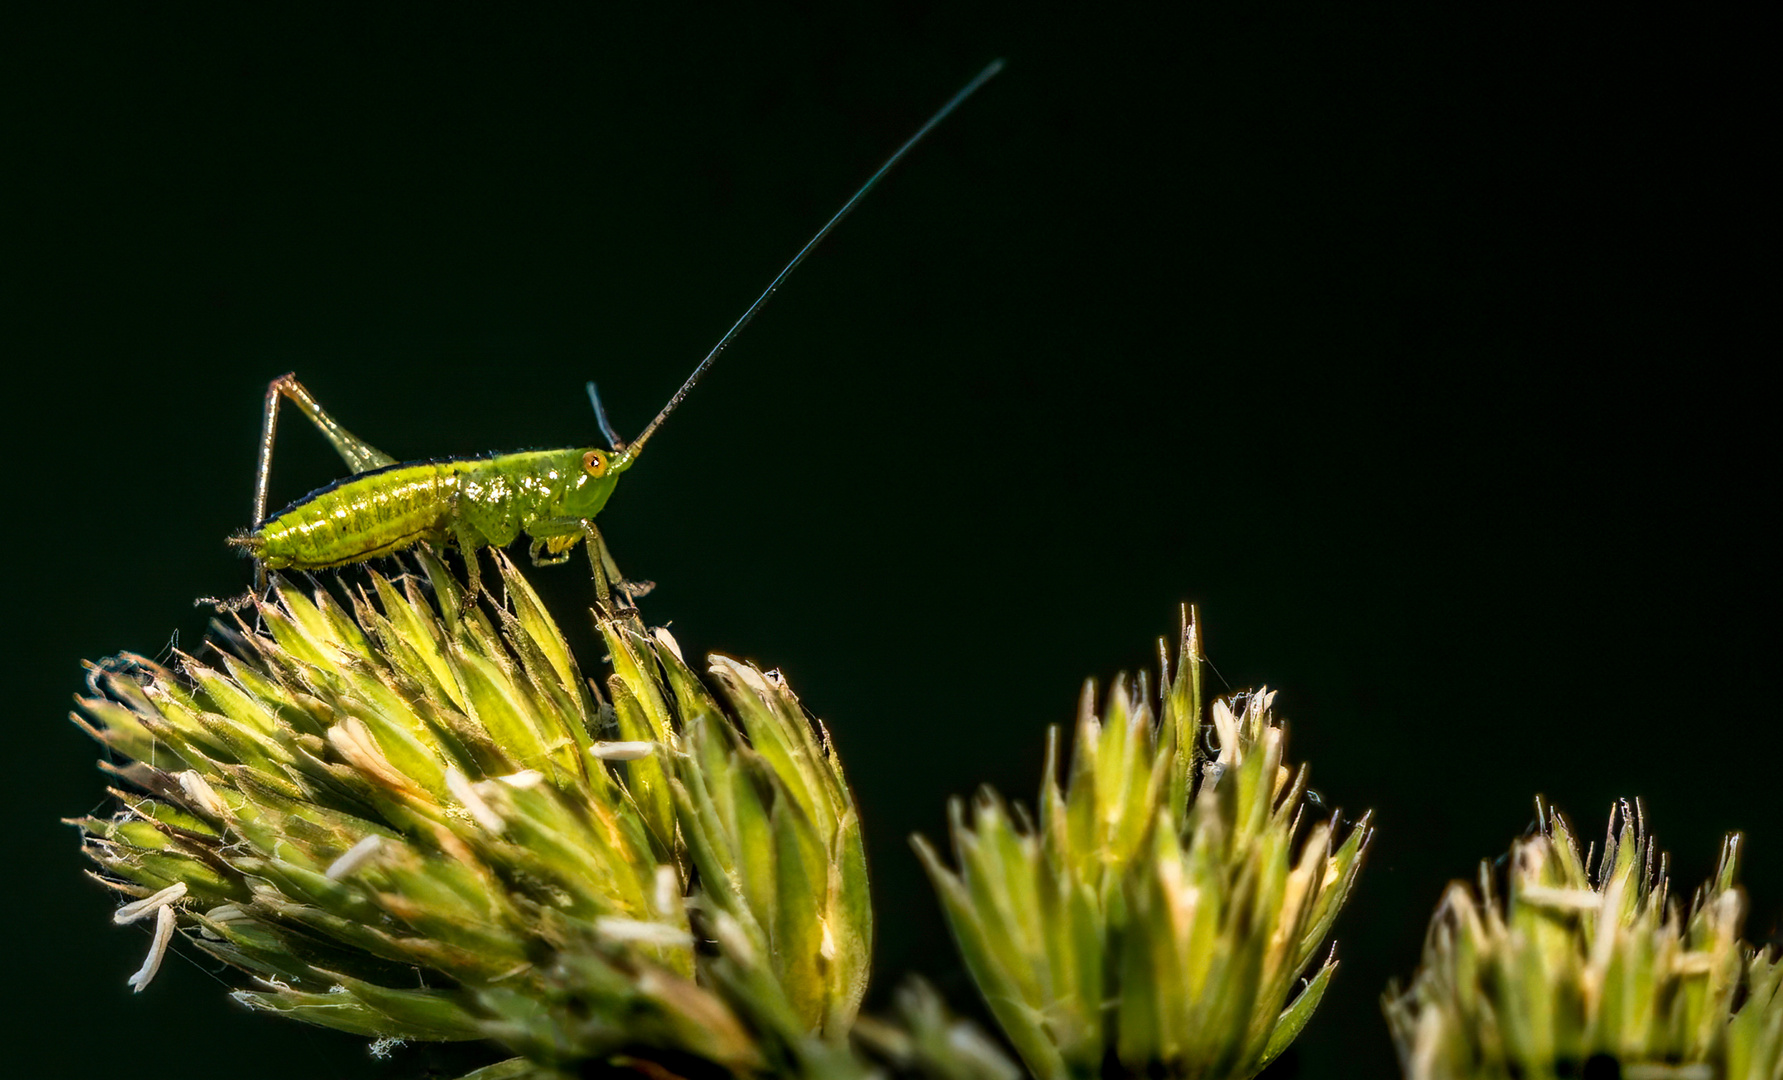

[5,6,1773,1078]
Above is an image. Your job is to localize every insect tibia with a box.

[225,533,265,557]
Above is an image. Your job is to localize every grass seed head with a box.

[915,610,1371,1080]
[69,550,873,1075]
[1384,799,1783,1080]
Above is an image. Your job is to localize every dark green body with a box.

[252,448,620,570]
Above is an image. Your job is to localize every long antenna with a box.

[613,59,1004,467]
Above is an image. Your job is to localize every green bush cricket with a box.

[206,61,1002,611]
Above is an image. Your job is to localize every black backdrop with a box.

[6,7,1773,1079]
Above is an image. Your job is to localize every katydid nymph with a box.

[205,61,1002,612]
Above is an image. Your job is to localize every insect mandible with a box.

[206,61,1002,611]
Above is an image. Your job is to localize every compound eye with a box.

[582,450,609,477]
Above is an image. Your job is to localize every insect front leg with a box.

[526,518,653,607]
[526,533,579,567]
[576,521,656,607]
[582,521,621,606]
[524,517,589,569]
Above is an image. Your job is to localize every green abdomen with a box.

[255,462,463,570]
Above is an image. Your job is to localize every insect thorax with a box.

[454,449,618,546]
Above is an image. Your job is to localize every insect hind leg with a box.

[195,533,271,611]
[267,374,397,478]
[233,374,399,604]
[251,374,398,539]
